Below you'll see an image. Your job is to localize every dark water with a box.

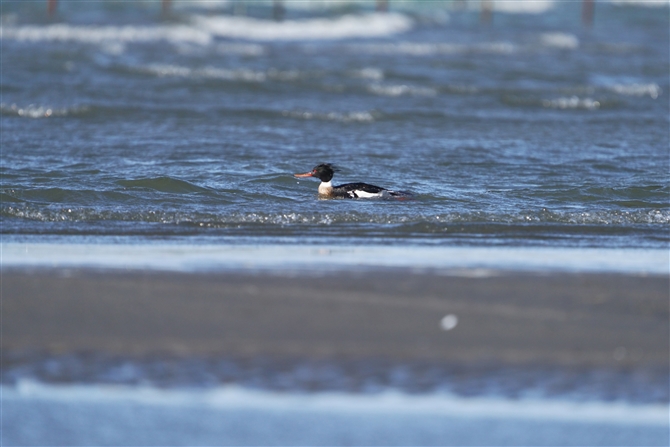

[1,1,669,248]
[2,353,668,446]
[4,351,668,403]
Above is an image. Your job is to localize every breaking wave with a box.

[135,63,300,83]
[3,206,668,228]
[0,12,412,46]
[0,103,90,119]
[1,23,212,45]
[192,12,413,41]
[280,109,377,122]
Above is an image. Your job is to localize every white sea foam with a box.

[540,32,579,49]
[609,83,662,99]
[1,23,212,45]
[172,0,232,9]
[6,381,668,426]
[608,0,669,7]
[1,243,667,274]
[350,67,385,81]
[138,63,270,82]
[192,12,413,41]
[368,83,437,97]
[542,96,601,110]
[493,0,555,14]
[351,41,517,56]
[0,103,89,119]
[0,12,411,47]
[282,109,377,122]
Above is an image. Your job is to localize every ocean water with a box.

[3,353,669,446]
[3,381,668,446]
[2,2,669,445]
[1,0,668,250]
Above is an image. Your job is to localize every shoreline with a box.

[3,268,668,371]
[1,242,668,274]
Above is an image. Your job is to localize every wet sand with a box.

[2,269,668,369]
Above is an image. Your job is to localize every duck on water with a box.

[294,163,412,199]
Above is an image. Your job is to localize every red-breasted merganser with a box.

[294,163,411,199]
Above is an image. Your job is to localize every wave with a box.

[349,68,385,81]
[539,32,579,50]
[0,103,90,119]
[281,109,378,122]
[0,12,412,46]
[350,41,517,56]
[191,12,413,40]
[607,83,662,99]
[3,206,668,227]
[367,83,437,97]
[608,0,669,7]
[0,100,380,122]
[134,63,300,83]
[501,95,609,111]
[0,23,212,45]
[541,96,602,110]
[490,0,555,14]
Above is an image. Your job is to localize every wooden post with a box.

[481,0,493,24]
[47,0,57,17]
[273,0,284,21]
[376,0,388,12]
[234,0,247,16]
[582,0,594,27]
[162,0,172,15]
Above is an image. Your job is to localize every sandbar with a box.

[2,269,667,369]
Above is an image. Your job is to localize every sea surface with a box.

[1,1,669,445]
[1,0,668,250]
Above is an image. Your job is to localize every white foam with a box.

[493,0,555,14]
[350,67,385,81]
[542,96,601,110]
[368,83,437,97]
[1,23,212,45]
[282,109,376,122]
[0,12,411,46]
[540,32,579,49]
[137,63,271,82]
[1,243,667,274]
[172,0,232,10]
[192,12,413,41]
[352,41,516,56]
[608,0,669,7]
[609,83,662,99]
[0,103,89,119]
[6,381,668,426]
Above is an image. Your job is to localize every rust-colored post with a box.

[481,0,493,24]
[273,0,284,21]
[47,0,58,16]
[376,0,388,12]
[234,0,246,16]
[162,0,172,15]
[582,0,594,27]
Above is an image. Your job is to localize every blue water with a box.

[3,382,668,446]
[2,2,669,445]
[1,0,668,248]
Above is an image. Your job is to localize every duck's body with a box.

[295,164,410,199]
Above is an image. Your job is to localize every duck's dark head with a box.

[294,163,339,182]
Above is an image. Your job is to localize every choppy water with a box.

[3,352,668,446]
[3,352,669,446]
[1,1,669,248]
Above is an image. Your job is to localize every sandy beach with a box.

[3,269,667,369]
